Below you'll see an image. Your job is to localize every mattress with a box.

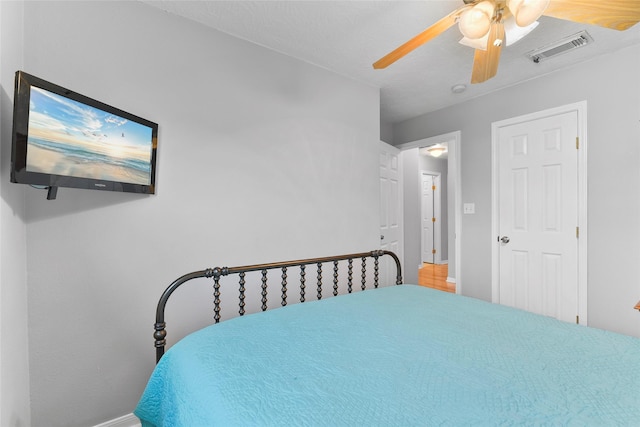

[135,285,640,426]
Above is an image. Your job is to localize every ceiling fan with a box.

[373,0,640,84]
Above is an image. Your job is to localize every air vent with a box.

[526,31,594,63]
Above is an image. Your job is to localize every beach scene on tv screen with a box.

[26,86,154,185]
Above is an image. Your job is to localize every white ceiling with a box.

[142,1,640,125]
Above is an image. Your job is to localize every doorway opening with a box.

[419,156,451,292]
[397,131,461,293]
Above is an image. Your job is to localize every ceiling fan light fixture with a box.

[506,0,550,27]
[459,13,539,50]
[459,1,495,40]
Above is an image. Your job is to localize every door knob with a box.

[500,236,510,244]
[380,235,385,240]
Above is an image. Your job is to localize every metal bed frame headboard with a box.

[153,250,402,362]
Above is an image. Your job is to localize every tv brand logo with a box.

[94,183,107,188]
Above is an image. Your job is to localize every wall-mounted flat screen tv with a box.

[11,71,158,199]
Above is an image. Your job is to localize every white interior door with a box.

[380,141,403,285]
[421,174,435,264]
[497,111,579,323]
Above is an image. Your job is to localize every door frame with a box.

[491,101,588,324]
[397,131,462,294]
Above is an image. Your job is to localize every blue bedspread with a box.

[135,285,640,426]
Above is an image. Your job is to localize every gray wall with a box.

[401,148,420,284]
[394,43,640,338]
[380,119,393,144]
[9,1,381,426]
[0,2,31,426]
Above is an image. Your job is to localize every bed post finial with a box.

[372,249,403,285]
[154,322,167,362]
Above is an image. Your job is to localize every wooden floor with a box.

[418,263,455,293]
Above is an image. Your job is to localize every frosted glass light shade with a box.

[506,0,550,27]
[430,150,444,157]
[421,143,449,158]
[459,1,495,39]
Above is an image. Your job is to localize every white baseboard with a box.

[93,413,140,427]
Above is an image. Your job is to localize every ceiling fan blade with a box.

[471,21,505,84]
[373,5,471,69]
[543,0,640,30]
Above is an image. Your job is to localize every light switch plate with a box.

[463,203,475,214]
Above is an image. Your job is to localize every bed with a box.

[135,250,640,426]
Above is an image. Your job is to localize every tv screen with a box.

[11,71,158,199]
